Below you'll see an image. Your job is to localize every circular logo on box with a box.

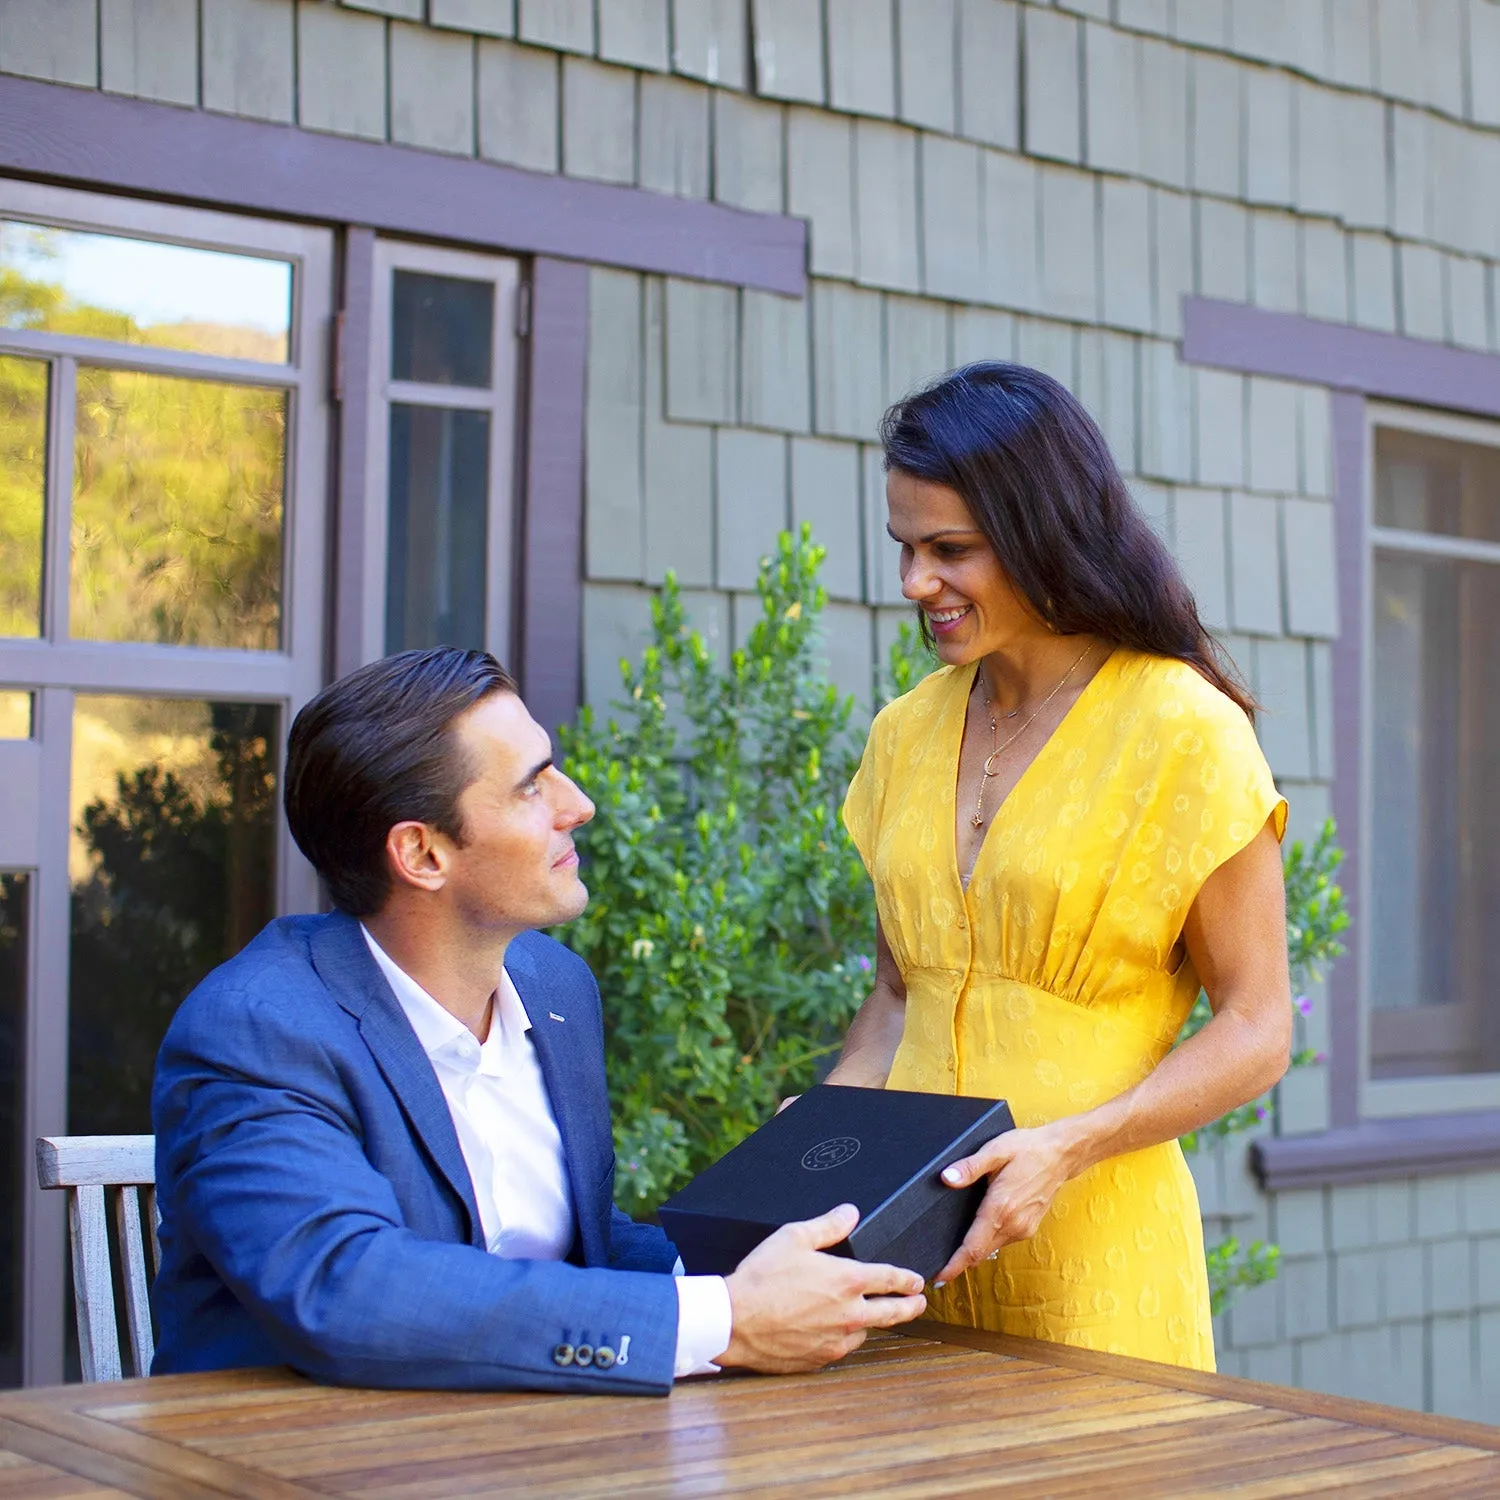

[801,1136,861,1171]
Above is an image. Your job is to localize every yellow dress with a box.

[842,647,1286,1371]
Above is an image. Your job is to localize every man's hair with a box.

[284,648,518,916]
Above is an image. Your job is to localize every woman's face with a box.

[886,469,1042,665]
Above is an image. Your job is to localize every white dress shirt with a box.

[361,927,732,1378]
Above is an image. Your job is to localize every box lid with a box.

[659,1085,1012,1239]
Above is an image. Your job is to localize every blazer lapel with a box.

[506,939,606,1266]
[309,913,484,1248]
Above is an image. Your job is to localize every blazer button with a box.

[552,1344,575,1367]
[574,1344,594,1368]
[593,1346,616,1370]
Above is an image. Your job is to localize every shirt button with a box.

[552,1344,575,1367]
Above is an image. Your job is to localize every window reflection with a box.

[0,872,27,1389]
[68,697,278,1136]
[1376,429,1500,544]
[70,367,286,649]
[0,693,32,739]
[386,404,489,652]
[391,271,494,388]
[0,355,46,639]
[1370,549,1500,1077]
[0,221,291,363]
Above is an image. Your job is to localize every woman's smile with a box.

[924,604,973,636]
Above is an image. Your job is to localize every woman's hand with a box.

[931,1123,1078,1285]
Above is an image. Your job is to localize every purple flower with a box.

[855,955,872,972]
[1254,1105,1269,1123]
[1294,994,1313,1017]
[1314,1051,1327,1065]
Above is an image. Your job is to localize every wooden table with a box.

[3,1322,1500,1497]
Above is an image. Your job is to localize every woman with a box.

[828,363,1292,1370]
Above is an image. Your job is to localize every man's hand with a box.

[716,1204,926,1374]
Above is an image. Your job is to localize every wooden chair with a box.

[35,1135,159,1382]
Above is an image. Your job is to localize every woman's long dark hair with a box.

[881,361,1257,719]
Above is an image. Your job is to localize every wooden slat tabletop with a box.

[3,1322,1500,1497]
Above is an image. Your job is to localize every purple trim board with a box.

[516,258,589,735]
[0,73,806,295]
[1183,297,1500,1185]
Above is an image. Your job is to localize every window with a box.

[0,179,331,1384]
[365,242,522,662]
[1368,418,1500,1083]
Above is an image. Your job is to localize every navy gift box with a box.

[658,1085,1015,1281]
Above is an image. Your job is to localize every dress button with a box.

[552,1343,575,1367]
[574,1344,595,1368]
[957,917,967,930]
[593,1345,617,1370]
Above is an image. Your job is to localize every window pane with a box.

[1369,549,1500,1078]
[0,355,46,639]
[385,404,489,653]
[1375,427,1500,544]
[0,872,27,1388]
[0,693,32,739]
[70,366,286,649]
[0,221,291,363]
[391,271,494,388]
[68,697,278,1135]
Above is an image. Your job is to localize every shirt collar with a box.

[360,925,532,1069]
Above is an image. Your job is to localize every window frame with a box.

[360,239,524,667]
[1358,402,1500,1118]
[0,180,334,1385]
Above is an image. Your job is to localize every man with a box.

[152,648,925,1394]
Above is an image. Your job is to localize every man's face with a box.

[438,691,595,935]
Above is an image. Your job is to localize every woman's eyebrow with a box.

[885,526,982,543]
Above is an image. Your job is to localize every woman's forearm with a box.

[824,985,905,1088]
[1051,994,1290,1179]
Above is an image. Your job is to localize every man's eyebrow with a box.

[885,525,982,543]
[515,754,552,791]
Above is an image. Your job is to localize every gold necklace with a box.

[969,642,1095,830]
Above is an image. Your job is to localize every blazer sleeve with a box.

[153,985,682,1395]
[607,1204,681,1273]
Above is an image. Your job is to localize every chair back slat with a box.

[68,1184,122,1383]
[114,1185,155,1377]
[37,1134,158,1382]
[146,1186,162,1278]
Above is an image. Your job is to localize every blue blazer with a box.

[151,912,682,1394]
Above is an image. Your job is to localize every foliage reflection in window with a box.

[0,355,45,638]
[67,697,277,1136]
[70,368,286,649]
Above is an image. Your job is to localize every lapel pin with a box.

[548,1012,565,1023]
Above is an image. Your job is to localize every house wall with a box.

[8,0,1500,1416]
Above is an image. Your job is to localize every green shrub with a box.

[557,528,877,1215]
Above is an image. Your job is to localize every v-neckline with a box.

[950,646,1121,894]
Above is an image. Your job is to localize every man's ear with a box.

[385,821,449,895]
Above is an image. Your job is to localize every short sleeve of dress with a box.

[1164,679,1289,921]
[842,702,896,873]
